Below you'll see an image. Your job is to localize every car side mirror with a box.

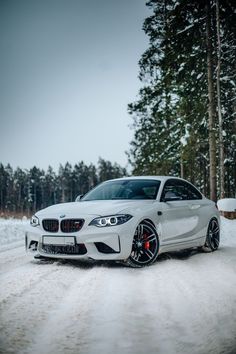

[163,196,182,202]
[75,194,83,202]
[162,191,182,202]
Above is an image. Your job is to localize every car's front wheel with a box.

[202,218,220,252]
[127,221,159,267]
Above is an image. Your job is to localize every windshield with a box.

[82,179,161,201]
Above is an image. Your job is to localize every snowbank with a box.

[217,198,236,212]
[0,218,28,248]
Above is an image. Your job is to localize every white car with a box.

[25,176,220,267]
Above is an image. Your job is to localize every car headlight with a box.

[30,215,40,227]
[89,214,133,227]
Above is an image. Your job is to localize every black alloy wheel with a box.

[203,218,220,251]
[127,221,159,267]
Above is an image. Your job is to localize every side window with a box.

[161,179,183,201]
[181,181,202,200]
[161,179,202,201]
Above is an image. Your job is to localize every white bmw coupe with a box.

[25,176,220,267]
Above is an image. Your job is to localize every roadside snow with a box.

[0,218,28,249]
[0,217,236,354]
[217,198,236,212]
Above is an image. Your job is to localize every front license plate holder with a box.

[43,236,75,246]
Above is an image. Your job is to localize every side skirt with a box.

[159,236,205,254]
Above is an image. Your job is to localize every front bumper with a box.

[25,219,136,260]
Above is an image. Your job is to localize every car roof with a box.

[105,176,184,183]
[103,176,204,197]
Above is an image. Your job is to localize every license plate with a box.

[43,236,75,246]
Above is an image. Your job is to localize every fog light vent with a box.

[29,241,38,251]
[94,242,118,254]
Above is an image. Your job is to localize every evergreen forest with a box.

[1,0,235,216]
[128,0,235,200]
[0,159,127,216]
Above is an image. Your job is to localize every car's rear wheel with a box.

[202,218,220,252]
[127,221,159,267]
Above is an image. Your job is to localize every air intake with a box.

[42,219,59,233]
[61,219,84,233]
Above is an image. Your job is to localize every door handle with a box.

[190,204,201,210]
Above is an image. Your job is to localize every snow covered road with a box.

[0,217,236,354]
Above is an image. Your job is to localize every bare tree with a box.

[216,0,224,198]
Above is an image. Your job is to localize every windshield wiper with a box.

[111,197,128,200]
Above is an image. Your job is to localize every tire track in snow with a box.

[56,254,236,354]
[0,261,63,309]
[20,265,107,354]
[0,218,236,354]
[0,245,66,307]
[0,244,26,272]
[75,265,172,354]
[0,261,100,354]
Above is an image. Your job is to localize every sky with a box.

[0,0,150,171]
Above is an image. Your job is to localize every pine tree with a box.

[128,0,236,199]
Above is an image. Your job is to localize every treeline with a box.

[0,159,127,215]
[128,0,236,200]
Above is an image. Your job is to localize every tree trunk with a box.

[216,0,224,199]
[33,184,36,212]
[206,0,217,202]
[0,189,3,212]
[180,154,184,179]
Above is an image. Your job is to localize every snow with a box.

[0,217,236,354]
[180,136,188,146]
[196,73,203,80]
[180,124,190,147]
[177,23,194,35]
[0,217,28,249]
[217,198,236,212]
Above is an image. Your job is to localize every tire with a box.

[201,218,220,252]
[127,221,159,268]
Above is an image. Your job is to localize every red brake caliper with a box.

[143,234,150,250]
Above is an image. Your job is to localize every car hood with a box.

[36,200,155,218]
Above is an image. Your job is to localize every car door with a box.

[160,179,201,246]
